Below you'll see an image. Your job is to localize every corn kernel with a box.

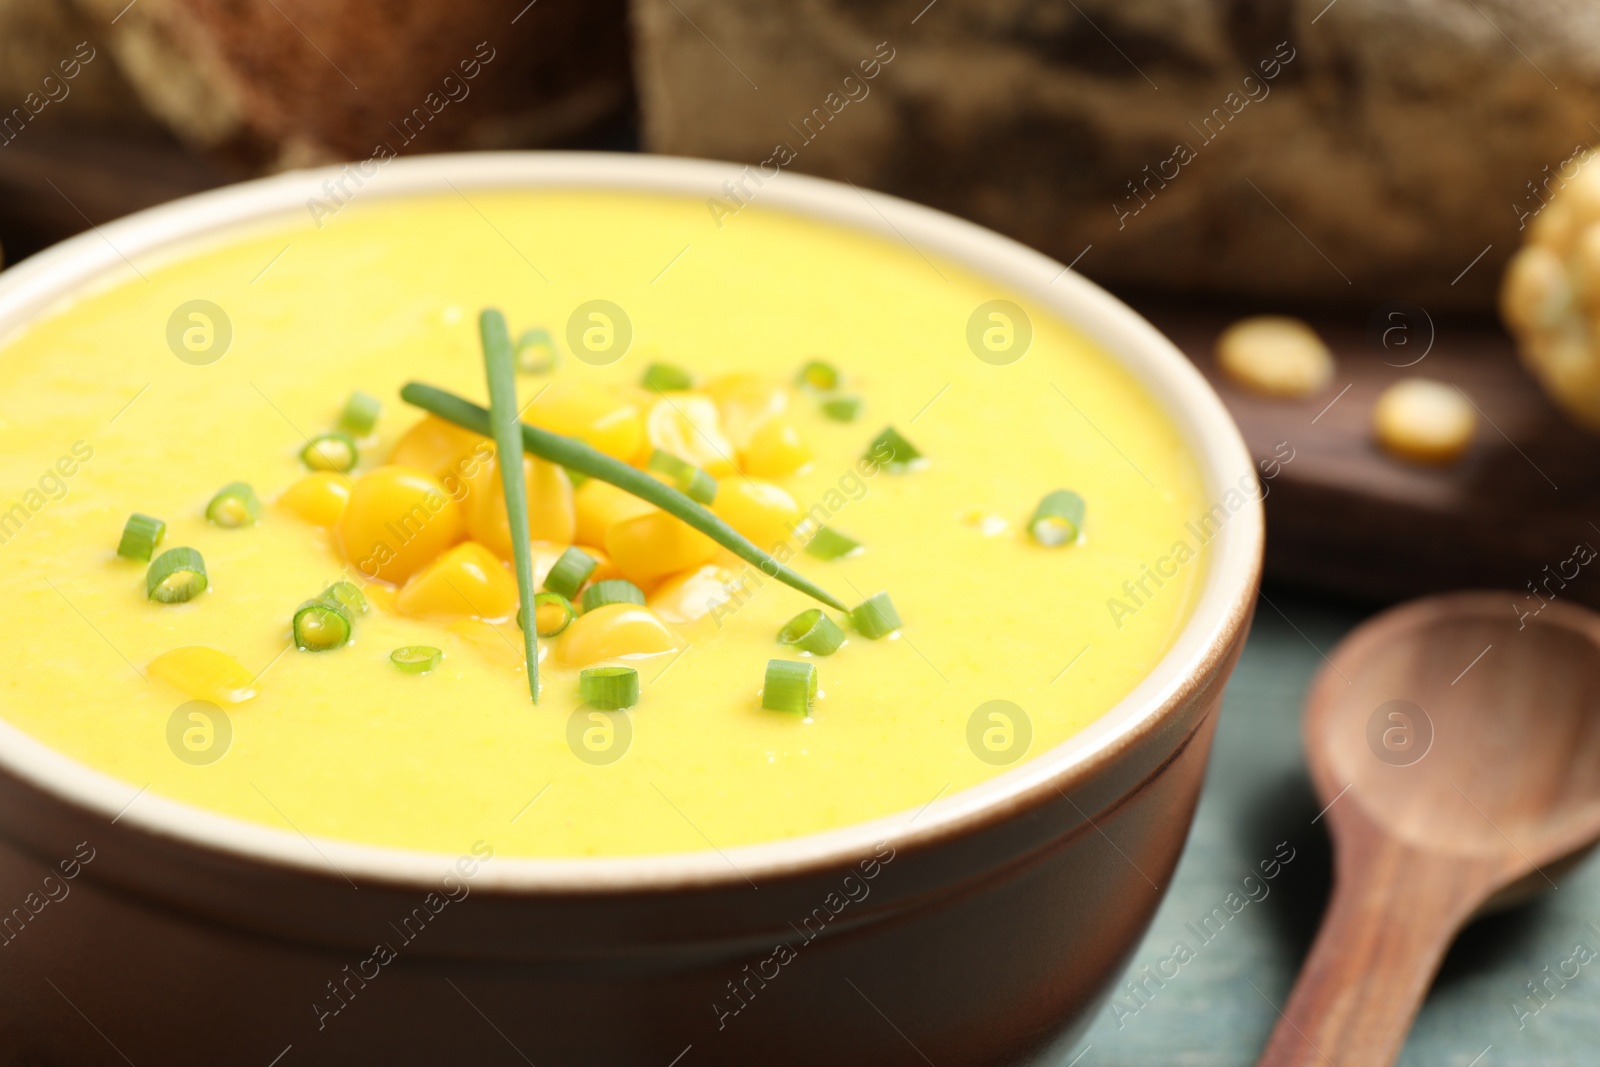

[148,646,257,705]
[447,618,535,670]
[524,380,645,462]
[337,465,466,584]
[740,417,812,478]
[555,603,680,667]
[396,541,519,620]
[1216,316,1334,399]
[645,394,737,476]
[605,510,718,589]
[1373,378,1477,465]
[573,479,655,548]
[711,478,801,554]
[649,564,741,626]
[278,472,351,527]
[467,451,577,559]
[703,373,789,448]
[389,416,492,482]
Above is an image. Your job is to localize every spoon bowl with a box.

[1258,591,1600,1067]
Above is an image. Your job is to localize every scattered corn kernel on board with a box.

[1139,303,1600,611]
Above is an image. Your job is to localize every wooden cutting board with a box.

[1137,300,1600,615]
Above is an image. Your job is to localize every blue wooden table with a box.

[1068,592,1600,1067]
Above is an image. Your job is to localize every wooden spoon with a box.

[1256,591,1600,1067]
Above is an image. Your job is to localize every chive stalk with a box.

[762,659,818,714]
[116,513,166,561]
[646,449,717,505]
[481,308,540,703]
[205,482,261,528]
[400,381,850,612]
[146,547,208,604]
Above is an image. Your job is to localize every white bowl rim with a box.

[0,151,1263,893]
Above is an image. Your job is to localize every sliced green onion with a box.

[321,580,369,615]
[641,362,693,392]
[146,547,208,604]
[821,395,862,422]
[293,598,352,652]
[851,591,902,639]
[530,592,575,637]
[514,328,558,374]
[805,526,861,561]
[543,546,598,600]
[797,360,839,391]
[482,308,540,704]
[116,513,166,561]
[777,609,846,656]
[866,426,922,470]
[762,659,818,714]
[391,645,442,673]
[580,666,639,710]
[337,390,381,436]
[582,579,646,613]
[205,482,260,528]
[1029,489,1086,546]
[301,432,358,473]
[400,382,851,613]
[646,449,717,505]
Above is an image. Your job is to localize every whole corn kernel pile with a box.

[1501,152,1600,430]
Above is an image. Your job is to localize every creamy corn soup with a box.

[0,190,1208,858]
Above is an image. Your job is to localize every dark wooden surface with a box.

[1143,304,1600,611]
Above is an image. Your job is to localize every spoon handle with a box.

[1255,837,1485,1067]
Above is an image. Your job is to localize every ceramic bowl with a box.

[0,153,1262,1066]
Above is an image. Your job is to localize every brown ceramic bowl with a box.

[0,154,1262,1065]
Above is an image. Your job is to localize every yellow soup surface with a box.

[0,190,1209,858]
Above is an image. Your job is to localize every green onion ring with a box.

[804,526,861,561]
[293,598,352,651]
[777,609,846,656]
[300,432,358,473]
[205,482,261,528]
[1028,489,1086,547]
[146,547,208,604]
[337,390,381,436]
[581,579,646,614]
[641,363,693,392]
[850,591,902,639]
[543,546,598,601]
[116,513,166,561]
[391,645,442,673]
[580,666,639,710]
[762,659,818,714]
